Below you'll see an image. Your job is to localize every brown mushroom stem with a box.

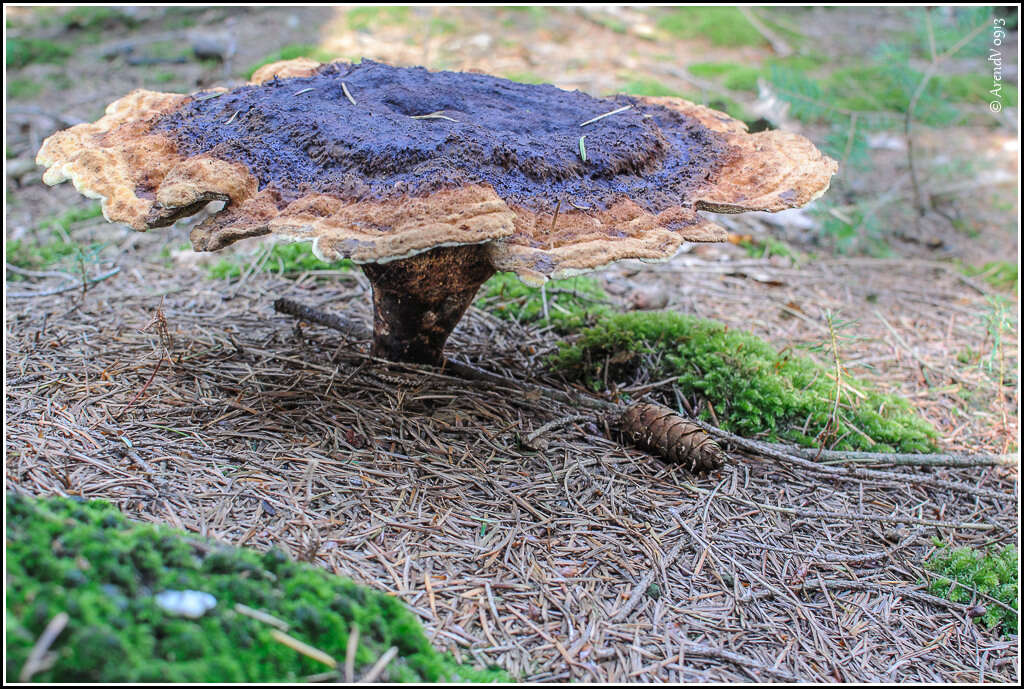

[360,244,496,365]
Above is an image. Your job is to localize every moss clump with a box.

[656,7,765,47]
[551,311,938,452]
[5,238,82,274]
[617,75,756,124]
[6,203,106,277]
[6,37,73,68]
[60,6,139,33]
[925,543,1018,636]
[207,242,353,281]
[8,78,43,99]
[958,261,1019,293]
[940,73,1018,107]
[687,62,740,79]
[688,62,762,92]
[6,494,509,683]
[739,237,806,263]
[244,44,340,80]
[475,273,611,331]
[503,71,548,85]
[43,203,105,233]
[346,6,411,31]
[620,77,687,98]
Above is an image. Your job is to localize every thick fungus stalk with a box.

[361,245,495,365]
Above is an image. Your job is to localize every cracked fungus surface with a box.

[156,60,733,215]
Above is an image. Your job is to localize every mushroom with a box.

[37,59,837,365]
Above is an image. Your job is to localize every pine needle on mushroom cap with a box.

[579,104,633,127]
[341,81,356,105]
[410,111,459,122]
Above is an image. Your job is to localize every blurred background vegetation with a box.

[6,5,1017,281]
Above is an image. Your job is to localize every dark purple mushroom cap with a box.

[37,59,837,285]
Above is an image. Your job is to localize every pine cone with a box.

[618,402,729,472]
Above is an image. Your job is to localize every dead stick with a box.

[359,647,398,683]
[19,612,69,682]
[7,266,120,299]
[688,418,1012,502]
[739,578,973,614]
[611,534,690,622]
[782,447,1016,468]
[116,356,164,419]
[344,626,359,684]
[700,489,1000,531]
[273,297,369,340]
[676,641,801,682]
[523,414,593,448]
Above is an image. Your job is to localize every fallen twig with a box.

[676,640,801,682]
[270,629,337,668]
[611,533,690,622]
[233,603,289,630]
[116,357,163,419]
[692,487,1001,531]
[689,419,1014,502]
[737,6,793,57]
[345,627,359,684]
[7,266,120,299]
[777,446,1016,468]
[19,612,69,682]
[740,577,974,615]
[359,646,398,683]
[523,414,593,450]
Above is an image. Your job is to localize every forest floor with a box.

[5,5,1020,683]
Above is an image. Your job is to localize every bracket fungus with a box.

[37,59,836,365]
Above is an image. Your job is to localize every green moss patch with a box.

[6,203,106,277]
[688,62,762,92]
[42,203,105,233]
[207,242,353,281]
[5,494,509,683]
[656,7,765,47]
[958,260,1019,293]
[503,71,548,85]
[620,77,686,98]
[739,236,806,263]
[475,273,610,331]
[244,44,341,80]
[925,543,1018,636]
[6,238,84,275]
[617,75,756,124]
[60,6,140,33]
[8,78,43,99]
[551,311,938,452]
[346,6,411,31]
[6,37,73,68]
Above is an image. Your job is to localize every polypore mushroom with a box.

[37,59,836,365]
